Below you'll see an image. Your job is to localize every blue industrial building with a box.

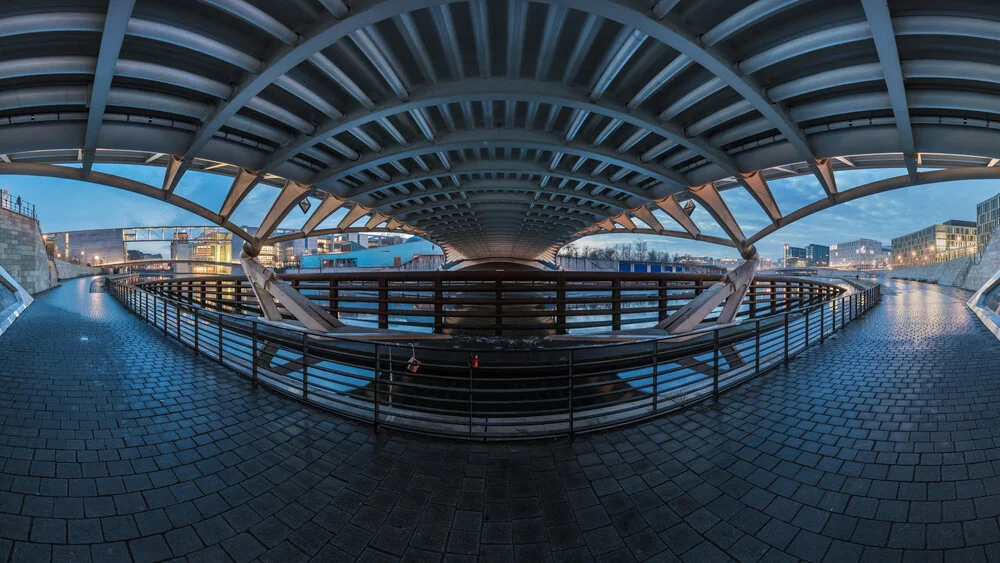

[300,237,442,269]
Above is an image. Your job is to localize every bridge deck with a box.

[1,277,998,561]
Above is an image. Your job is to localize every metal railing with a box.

[0,191,37,221]
[133,272,844,335]
[106,275,880,440]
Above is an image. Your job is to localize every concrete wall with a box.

[54,260,101,281]
[0,208,58,294]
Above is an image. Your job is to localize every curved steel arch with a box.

[5,0,1000,262]
[372,179,629,213]
[0,162,254,243]
[746,167,1000,247]
[350,161,649,206]
[259,77,743,180]
[311,129,690,195]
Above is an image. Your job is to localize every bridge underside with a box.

[2,0,1000,263]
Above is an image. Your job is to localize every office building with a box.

[45,228,126,264]
[976,193,1000,250]
[783,244,807,268]
[805,244,829,267]
[829,238,889,268]
[891,220,977,267]
[172,230,232,274]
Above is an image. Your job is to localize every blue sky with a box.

[4,164,999,263]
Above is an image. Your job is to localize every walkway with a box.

[1,278,999,561]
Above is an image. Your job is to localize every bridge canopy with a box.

[2,0,999,262]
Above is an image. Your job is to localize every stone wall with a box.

[54,260,101,280]
[0,208,58,294]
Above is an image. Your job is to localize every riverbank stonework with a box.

[54,259,101,281]
[0,207,57,294]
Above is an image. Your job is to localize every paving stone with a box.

[0,277,995,560]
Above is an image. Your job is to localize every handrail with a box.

[0,190,37,221]
[105,275,881,440]
[132,272,846,336]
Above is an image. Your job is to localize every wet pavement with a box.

[1,277,999,561]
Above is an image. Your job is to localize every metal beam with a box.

[360,166,639,207]
[688,183,746,246]
[336,204,372,231]
[862,0,917,183]
[740,171,781,223]
[630,205,665,232]
[172,1,435,191]
[653,196,701,238]
[255,78,744,182]
[82,0,135,180]
[373,179,629,212]
[162,155,186,195]
[311,129,692,197]
[566,0,827,192]
[300,195,347,235]
[254,181,311,243]
[219,168,261,219]
[0,161,252,242]
[816,158,838,198]
[746,166,1000,246]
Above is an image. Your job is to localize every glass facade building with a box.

[783,244,807,268]
[805,244,829,267]
[891,220,977,268]
[171,231,233,274]
[783,243,828,267]
[829,238,889,268]
[977,193,1000,251]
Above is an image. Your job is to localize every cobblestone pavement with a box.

[2,277,999,562]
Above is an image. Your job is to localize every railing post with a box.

[804,307,810,348]
[712,330,720,401]
[374,344,380,431]
[652,340,659,413]
[194,307,200,355]
[568,349,575,438]
[251,321,258,387]
[821,302,826,343]
[329,279,339,320]
[657,278,668,322]
[302,332,309,400]
[176,305,181,340]
[783,312,789,364]
[217,314,223,363]
[770,279,777,315]
[162,299,167,335]
[557,277,568,334]
[841,294,845,328]
[378,278,388,329]
[468,355,474,438]
[433,279,443,333]
[754,319,761,374]
[494,279,502,336]
[611,277,621,331]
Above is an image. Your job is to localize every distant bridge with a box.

[97,259,240,271]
